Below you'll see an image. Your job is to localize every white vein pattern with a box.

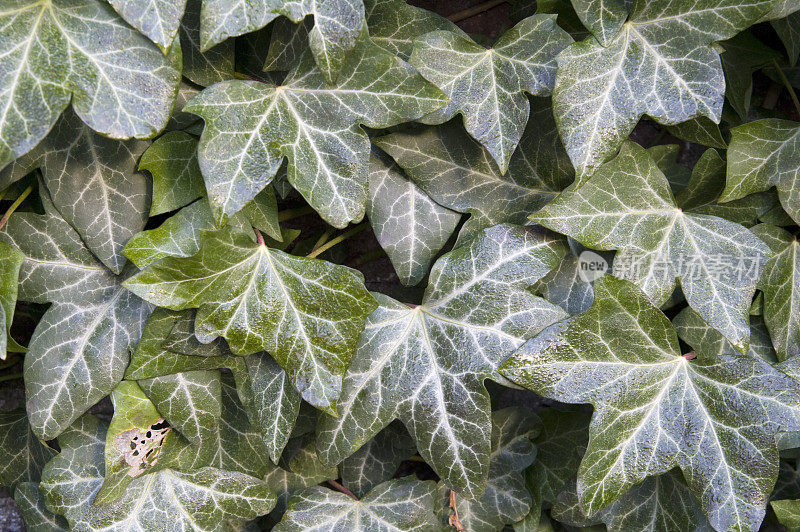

[339,422,415,498]
[0,185,150,440]
[317,225,567,497]
[570,0,632,45]
[124,225,377,413]
[410,14,572,173]
[180,0,234,87]
[200,0,365,82]
[1,109,150,273]
[0,0,180,169]
[139,131,206,217]
[366,150,460,286]
[274,477,438,531]
[13,482,69,531]
[553,0,776,177]
[107,0,186,52]
[375,98,574,245]
[185,33,447,228]
[533,141,770,351]
[500,276,800,531]
[722,119,800,224]
[0,410,55,489]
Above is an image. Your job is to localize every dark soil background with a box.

[1,0,799,529]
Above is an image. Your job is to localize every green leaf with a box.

[180,0,234,87]
[40,413,276,530]
[339,421,416,498]
[317,225,567,497]
[569,0,631,46]
[535,244,606,316]
[721,31,782,119]
[139,131,206,217]
[552,470,709,531]
[773,12,800,66]
[773,499,800,531]
[375,98,574,244]
[107,0,186,52]
[665,117,727,149]
[750,224,800,362]
[185,33,447,228]
[366,149,460,286]
[532,141,770,351]
[409,15,572,173]
[13,482,69,532]
[500,275,800,531]
[1,185,151,440]
[274,477,438,530]
[0,240,24,358]
[263,18,313,72]
[722,119,800,225]
[439,407,540,531]
[1,110,150,273]
[200,0,366,83]
[553,0,774,176]
[124,225,377,412]
[139,370,222,449]
[0,409,55,491]
[0,0,181,169]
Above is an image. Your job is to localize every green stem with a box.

[0,373,22,383]
[306,223,368,259]
[278,205,315,222]
[773,59,800,118]
[447,0,507,22]
[0,184,33,231]
[311,229,334,253]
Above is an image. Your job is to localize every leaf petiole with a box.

[772,59,800,118]
[306,223,368,258]
[0,184,33,231]
[327,479,358,501]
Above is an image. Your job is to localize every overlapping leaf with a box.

[375,97,574,244]
[0,409,55,491]
[0,184,151,440]
[553,0,775,176]
[124,225,377,412]
[185,32,447,228]
[409,15,572,172]
[317,224,567,497]
[107,0,187,52]
[200,0,366,82]
[0,0,181,169]
[180,0,234,87]
[0,240,23,358]
[532,141,770,350]
[500,275,800,531]
[13,482,68,532]
[139,131,205,217]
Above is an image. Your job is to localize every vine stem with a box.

[278,205,315,222]
[327,480,358,501]
[447,0,507,22]
[254,228,265,247]
[306,223,368,258]
[773,59,800,118]
[0,184,33,231]
[0,373,22,383]
[312,229,334,252]
[448,490,466,531]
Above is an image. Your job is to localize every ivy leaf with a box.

[0,0,181,169]
[665,117,727,150]
[569,0,631,46]
[139,131,206,217]
[124,225,378,413]
[13,482,69,532]
[1,110,150,274]
[180,0,234,87]
[274,477,438,530]
[772,12,800,66]
[552,470,709,531]
[535,243,609,316]
[339,421,416,498]
[0,240,24,358]
[375,98,574,244]
[233,352,301,463]
[0,409,56,491]
[409,15,572,173]
[721,31,782,119]
[532,141,770,351]
[773,499,800,531]
[750,224,800,362]
[185,33,447,228]
[366,149,461,286]
[39,413,276,530]
[553,0,774,176]
[107,0,187,52]
[500,275,800,531]
[200,0,366,83]
[317,225,567,497]
[1,184,151,440]
[721,119,800,225]
[439,407,540,531]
